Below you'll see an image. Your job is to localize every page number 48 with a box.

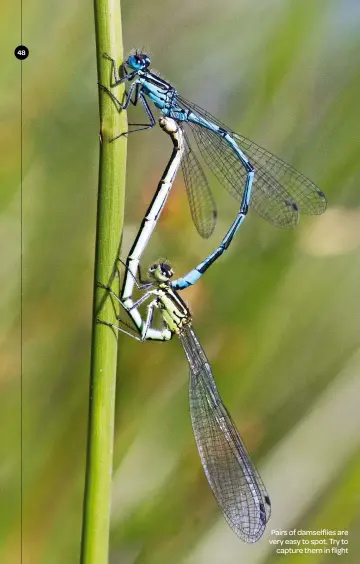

[14,45,29,60]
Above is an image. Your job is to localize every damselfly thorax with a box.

[137,70,179,112]
[154,282,191,335]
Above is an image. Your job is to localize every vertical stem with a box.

[80,1,127,562]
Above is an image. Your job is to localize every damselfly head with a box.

[127,53,151,71]
[148,261,174,281]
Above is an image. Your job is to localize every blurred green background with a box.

[2,0,360,562]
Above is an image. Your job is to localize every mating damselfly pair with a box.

[97,51,326,542]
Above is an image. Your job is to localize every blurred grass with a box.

[2,0,360,562]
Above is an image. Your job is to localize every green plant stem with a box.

[80,1,127,562]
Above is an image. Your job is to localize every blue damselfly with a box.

[100,51,327,290]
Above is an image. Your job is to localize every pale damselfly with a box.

[97,118,271,542]
[100,50,327,290]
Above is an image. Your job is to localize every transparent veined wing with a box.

[177,95,326,225]
[186,120,299,229]
[232,132,326,216]
[181,129,217,239]
[180,324,271,542]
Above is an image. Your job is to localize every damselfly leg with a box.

[110,93,156,141]
[117,259,153,290]
[97,281,172,342]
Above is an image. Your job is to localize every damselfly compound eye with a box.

[160,263,173,278]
